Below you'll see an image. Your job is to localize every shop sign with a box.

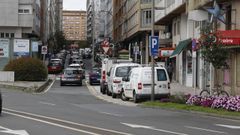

[159,48,175,58]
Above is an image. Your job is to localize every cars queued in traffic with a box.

[0,90,2,115]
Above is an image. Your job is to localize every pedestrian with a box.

[167,63,173,82]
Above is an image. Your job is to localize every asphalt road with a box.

[0,58,240,135]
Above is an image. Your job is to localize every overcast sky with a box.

[63,0,86,11]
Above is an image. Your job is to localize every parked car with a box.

[121,66,170,103]
[60,68,83,86]
[107,63,141,98]
[0,91,2,115]
[89,68,101,85]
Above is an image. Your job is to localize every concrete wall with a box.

[0,0,18,26]
[0,71,14,82]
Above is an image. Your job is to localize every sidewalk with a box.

[0,75,55,93]
[170,82,201,96]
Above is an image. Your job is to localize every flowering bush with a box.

[201,96,215,107]
[211,96,229,109]
[186,95,202,106]
[224,96,240,111]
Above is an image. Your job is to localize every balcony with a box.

[155,0,186,25]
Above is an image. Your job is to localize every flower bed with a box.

[186,95,240,112]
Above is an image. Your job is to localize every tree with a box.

[54,30,67,51]
[199,25,229,69]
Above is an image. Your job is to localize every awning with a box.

[170,38,192,58]
[217,30,240,45]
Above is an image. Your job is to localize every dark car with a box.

[89,68,101,85]
[60,68,83,86]
[0,91,2,115]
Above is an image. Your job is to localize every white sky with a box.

[63,0,87,11]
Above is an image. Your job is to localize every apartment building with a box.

[62,10,87,41]
[101,0,113,40]
[0,0,41,38]
[113,0,162,64]
[155,0,240,95]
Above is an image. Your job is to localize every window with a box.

[177,21,180,35]
[141,10,151,27]
[141,0,152,4]
[157,69,167,81]
[1,33,4,38]
[11,33,14,38]
[173,22,176,36]
[24,9,30,13]
[5,33,9,38]
[18,9,24,13]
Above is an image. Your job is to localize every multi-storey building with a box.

[113,0,162,64]
[62,10,87,41]
[87,0,103,45]
[102,0,113,40]
[48,0,63,35]
[0,0,41,38]
[155,0,240,95]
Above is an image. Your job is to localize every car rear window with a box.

[64,70,81,75]
[156,69,167,81]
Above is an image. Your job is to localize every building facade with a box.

[62,10,87,41]
[0,0,41,38]
[113,0,163,64]
[155,0,240,95]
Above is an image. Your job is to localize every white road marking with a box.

[0,126,29,135]
[98,111,122,117]
[39,101,56,106]
[121,123,188,135]
[42,78,56,94]
[185,126,226,134]
[216,124,240,129]
[3,108,132,135]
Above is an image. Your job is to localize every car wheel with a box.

[60,82,64,86]
[112,93,117,98]
[89,80,92,85]
[133,91,139,103]
[107,88,111,96]
[121,90,129,101]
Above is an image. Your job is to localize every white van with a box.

[121,66,170,103]
[107,63,140,98]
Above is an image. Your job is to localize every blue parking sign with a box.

[150,36,159,56]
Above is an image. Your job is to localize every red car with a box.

[48,62,62,73]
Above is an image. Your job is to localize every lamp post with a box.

[151,0,155,102]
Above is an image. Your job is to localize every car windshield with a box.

[92,68,100,74]
[115,66,138,77]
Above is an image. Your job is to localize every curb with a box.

[0,78,55,94]
[85,81,137,107]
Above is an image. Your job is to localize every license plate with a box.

[52,67,56,69]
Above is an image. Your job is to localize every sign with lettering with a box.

[14,39,30,56]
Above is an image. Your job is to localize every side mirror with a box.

[107,72,110,76]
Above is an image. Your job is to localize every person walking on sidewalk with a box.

[167,63,173,82]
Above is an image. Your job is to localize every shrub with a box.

[224,96,240,111]
[4,57,48,81]
[200,96,215,107]
[186,95,202,106]
[211,96,229,109]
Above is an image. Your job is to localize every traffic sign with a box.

[150,36,159,56]
[41,46,47,54]
[101,40,110,53]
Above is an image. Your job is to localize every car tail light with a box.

[113,79,121,83]
[138,83,142,90]
[102,71,106,81]
[168,82,170,89]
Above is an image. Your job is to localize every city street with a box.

[0,59,240,135]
